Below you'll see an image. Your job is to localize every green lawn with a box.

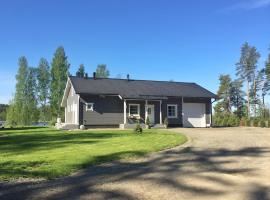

[0,127,186,181]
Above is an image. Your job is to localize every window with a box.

[129,104,140,116]
[86,103,94,111]
[167,104,177,118]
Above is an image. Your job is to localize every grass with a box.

[0,127,186,181]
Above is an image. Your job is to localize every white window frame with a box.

[167,104,178,118]
[86,103,94,111]
[129,104,140,117]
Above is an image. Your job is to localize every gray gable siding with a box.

[80,95,124,125]
[162,97,183,126]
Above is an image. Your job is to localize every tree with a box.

[236,42,260,118]
[6,57,39,126]
[13,56,28,125]
[24,67,39,124]
[215,74,232,113]
[264,46,270,98]
[50,46,70,119]
[0,104,9,121]
[6,100,16,127]
[37,58,50,121]
[76,64,86,77]
[95,64,109,78]
[230,79,246,118]
[250,70,264,116]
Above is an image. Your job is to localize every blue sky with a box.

[0,0,269,104]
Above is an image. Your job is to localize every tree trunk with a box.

[247,81,250,118]
[253,79,257,117]
[262,95,265,118]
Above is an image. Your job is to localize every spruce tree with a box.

[50,46,70,119]
[216,74,232,113]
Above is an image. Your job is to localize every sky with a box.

[0,0,269,104]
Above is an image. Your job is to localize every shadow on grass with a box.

[0,127,48,131]
[1,146,270,200]
[0,130,126,154]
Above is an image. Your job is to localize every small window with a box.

[86,103,94,111]
[167,104,177,118]
[129,104,140,116]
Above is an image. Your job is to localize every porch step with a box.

[119,123,165,129]
[151,124,165,129]
[55,123,79,130]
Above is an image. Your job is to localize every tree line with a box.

[214,42,270,126]
[6,46,110,127]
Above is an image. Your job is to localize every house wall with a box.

[162,97,183,126]
[77,94,212,127]
[80,95,124,126]
[66,86,79,124]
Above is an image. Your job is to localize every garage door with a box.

[183,103,206,127]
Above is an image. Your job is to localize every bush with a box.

[213,114,240,127]
[134,122,143,133]
[239,118,245,126]
[260,120,266,128]
[253,118,259,127]
[145,116,151,129]
[164,117,168,128]
[245,119,250,127]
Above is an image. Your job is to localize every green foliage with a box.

[146,116,150,126]
[245,119,251,127]
[213,114,239,127]
[252,118,260,127]
[76,64,86,77]
[6,101,17,127]
[95,64,109,78]
[50,46,70,119]
[37,58,50,121]
[216,74,232,113]
[260,120,266,128]
[164,117,169,128]
[236,42,260,117]
[0,104,8,121]
[145,116,151,129]
[7,57,39,126]
[214,75,245,118]
[134,122,143,133]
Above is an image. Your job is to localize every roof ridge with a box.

[69,75,196,85]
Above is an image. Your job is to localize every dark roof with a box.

[69,76,217,99]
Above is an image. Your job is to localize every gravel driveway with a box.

[1,127,270,200]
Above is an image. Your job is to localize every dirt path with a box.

[1,127,270,200]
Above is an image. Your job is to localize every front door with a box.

[147,105,155,124]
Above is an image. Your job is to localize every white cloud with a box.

[221,0,270,12]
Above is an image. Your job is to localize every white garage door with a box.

[183,103,206,127]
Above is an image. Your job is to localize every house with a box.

[60,74,217,129]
